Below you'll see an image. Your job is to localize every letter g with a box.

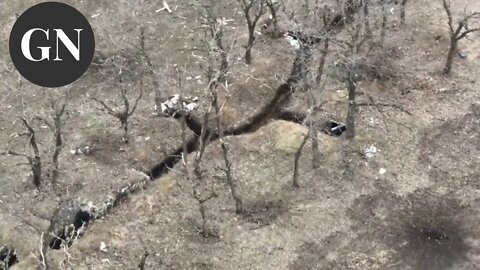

[21,28,50,61]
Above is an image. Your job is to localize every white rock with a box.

[100,241,108,252]
[365,145,378,159]
[184,102,198,112]
[379,168,387,175]
[286,36,300,50]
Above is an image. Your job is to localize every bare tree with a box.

[203,2,244,214]
[237,0,267,64]
[315,10,331,83]
[139,26,163,113]
[381,0,388,43]
[186,110,218,237]
[309,10,331,169]
[363,0,372,40]
[36,92,67,183]
[174,68,218,237]
[442,0,480,74]
[203,2,229,72]
[343,17,369,139]
[91,82,142,144]
[345,66,360,140]
[211,87,244,214]
[265,0,281,38]
[5,100,43,189]
[292,130,310,188]
[137,236,149,270]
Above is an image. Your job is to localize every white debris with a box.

[368,118,379,125]
[365,145,378,159]
[216,18,233,26]
[160,94,180,113]
[285,35,300,50]
[100,241,108,252]
[72,145,93,155]
[161,95,199,114]
[184,102,198,112]
[379,168,387,175]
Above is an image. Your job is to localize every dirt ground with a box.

[0,0,479,269]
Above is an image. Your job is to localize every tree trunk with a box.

[216,36,228,73]
[381,2,387,43]
[199,201,209,237]
[121,120,129,144]
[28,128,42,189]
[221,143,243,214]
[138,251,149,270]
[363,0,372,40]
[291,45,312,84]
[266,1,280,38]
[245,27,255,65]
[316,39,329,84]
[32,156,42,189]
[293,132,309,188]
[400,0,408,25]
[230,181,243,214]
[310,124,321,169]
[345,70,357,140]
[444,37,457,74]
[52,129,62,183]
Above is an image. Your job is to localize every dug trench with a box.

[42,56,302,253]
[46,49,310,252]
[41,2,366,256]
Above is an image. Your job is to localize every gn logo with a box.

[9,2,95,88]
[21,28,83,62]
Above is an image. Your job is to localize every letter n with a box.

[53,29,82,61]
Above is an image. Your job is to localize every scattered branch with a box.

[155,0,172,13]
